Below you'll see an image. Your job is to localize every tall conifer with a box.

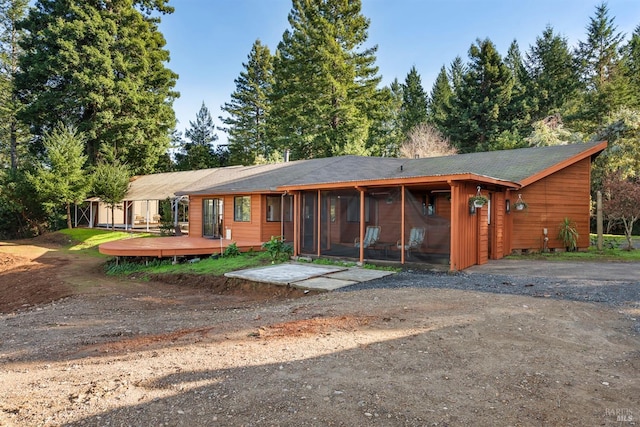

[16,0,178,174]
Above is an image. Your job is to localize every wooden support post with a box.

[597,191,603,251]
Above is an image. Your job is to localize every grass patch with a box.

[106,251,273,277]
[58,228,152,255]
[507,234,640,262]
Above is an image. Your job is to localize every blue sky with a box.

[158,1,640,144]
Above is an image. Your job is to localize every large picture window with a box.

[234,196,251,222]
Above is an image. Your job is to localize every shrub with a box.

[223,242,240,257]
[558,217,579,251]
[262,235,293,263]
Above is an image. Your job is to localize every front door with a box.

[203,198,223,238]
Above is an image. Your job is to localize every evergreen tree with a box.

[269,0,383,159]
[449,38,514,153]
[0,0,28,170]
[91,158,130,230]
[526,25,580,120]
[399,65,428,135]
[16,0,178,174]
[175,102,219,171]
[428,66,453,136]
[620,25,640,108]
[220,39,273,165]
[28,123,89,229]
[499,40,530,148]
[365,79,402,157]
[574,2,627,131]
[448,56,466,93]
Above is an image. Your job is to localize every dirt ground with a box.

[0,238,638,426]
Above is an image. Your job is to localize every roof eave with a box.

[277,173,520,191]
[518,141,607,188]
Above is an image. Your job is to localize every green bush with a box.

[262,235,293,263]
[558,217,579,251]
[223,242,241,257]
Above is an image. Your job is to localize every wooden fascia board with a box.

[518,141,608,188]
[277,174,519,192]
[182,190,284,197]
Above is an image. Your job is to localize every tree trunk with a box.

[10,117,17,171]
[66,202,73,229]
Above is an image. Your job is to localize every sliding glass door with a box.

[203,198,223,238]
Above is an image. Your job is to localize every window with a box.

[234,196,251,222]
[266,196,281,222]
[346,196,370,222]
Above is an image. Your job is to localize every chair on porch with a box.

[397,227,425,258]
[354,226,381,249]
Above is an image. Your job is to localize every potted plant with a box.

[469,194,489,208]
[513,194,528,211]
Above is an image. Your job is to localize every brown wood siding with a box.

[189,196,204,238]
[435,193,451,219]
[510,158,591,252]
[478,206,489,265]
[491,191,505,259]
[450,182,482,271]
[224,194,263,242]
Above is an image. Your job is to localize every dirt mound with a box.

[0,254,73,314]
[0,253,26,271]
[146,272,318,299]
[29,231,75,247]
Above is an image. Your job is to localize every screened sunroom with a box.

[288,186,451,265]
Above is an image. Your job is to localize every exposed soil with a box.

[0,238,638,426]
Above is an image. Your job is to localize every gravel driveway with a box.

[341,259,640,307]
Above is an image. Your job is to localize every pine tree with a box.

[493,40,529,150]
[366,79,403,157]
[621,25,640,108]
[448,56,466,93]
[220,40,273,165]
[526,25,580,121]
[449,38,514,153]
[16,0,178,174]
[92,158,130,230]
[28,123,89,229]
[269,0,382,159]
[399,65,428,136]
[574,2,627,131]
[428,66,453,136]
[175,102,219,171]
[0,0,28,170]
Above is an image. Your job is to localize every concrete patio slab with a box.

[224,262,396,291]
[326,268,395,282]
[292,277,358,291]
[225,263,345,286]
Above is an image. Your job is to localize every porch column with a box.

[124,201,129,230]
[401,185,406,264]
[359,187,365,263]
[173,197,179,228]
[294,191,300,256]
[146,199,150,232]
[317,189,321,257]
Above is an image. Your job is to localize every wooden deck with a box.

[99,236,263,258]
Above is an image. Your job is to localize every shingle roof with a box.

[178,141,605,195]
[399,141,605,183]
[124,168,222,201]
